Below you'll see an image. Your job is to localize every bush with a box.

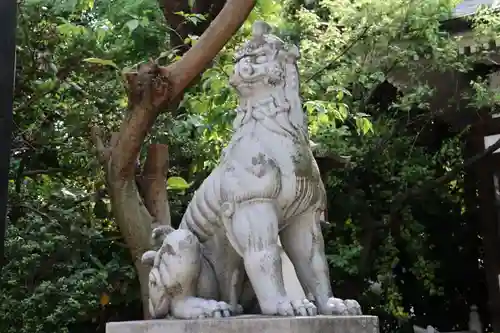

[0,211,141,333]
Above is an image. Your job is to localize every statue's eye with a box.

[256,55,267,64]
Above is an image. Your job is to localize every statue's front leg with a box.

[230,200,316,316]
[280,208,362,316]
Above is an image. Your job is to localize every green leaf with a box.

[337,103,348,120]
[355,117,373,135]
[337,91,344,101]
[167,176,191,190]
[84,0,94,10]
[125,19,140,33]
[82,58,118,69]
[317,113,329,124]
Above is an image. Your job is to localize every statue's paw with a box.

[290,299,317,316]
[323,297,348,315]
[141,250,157,266]
[321,297,362,316]
[344,299,362,315]
[264,299,317,316]
[232,303,244,315]
[151,225,174,243]
[198,300,236,318]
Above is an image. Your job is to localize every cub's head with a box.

[141,227,201,319]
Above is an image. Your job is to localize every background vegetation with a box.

[3,0,500,332]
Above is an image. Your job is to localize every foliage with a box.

[4,0,500,332]
[280,0,500,331]
[3,0,172,331]
[1,211,140,333]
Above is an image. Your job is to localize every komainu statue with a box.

[141,20,362,319]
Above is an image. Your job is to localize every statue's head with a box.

[141,228,201,319]
[229,21,300,97]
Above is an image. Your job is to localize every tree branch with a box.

[9,168,68,180]
[166,0,256,97]
[90,127,112,166]
[305,25,370,83]
[159,0,226,54]
[111,0,256,180]
[391,137,500,212]
[72,188,108,206]
[18,203,56,222]
[139,144,171,227]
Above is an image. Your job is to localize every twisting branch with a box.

[391,137,500,213]
[9,167,68,180]
[90,127,113,167]
[167,1,256,97]
[305,25,370,83]
[111,0,257,180]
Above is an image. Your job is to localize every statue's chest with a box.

[221,133,324,218]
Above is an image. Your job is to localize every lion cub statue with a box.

[141,226,243,319]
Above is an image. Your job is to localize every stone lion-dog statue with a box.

[141,20,362,319]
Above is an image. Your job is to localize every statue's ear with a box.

[141,250,157,267]
[151,225,175,245]
[165,243,176,255]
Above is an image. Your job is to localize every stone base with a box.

[106,315,379,333]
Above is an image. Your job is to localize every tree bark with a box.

[140,144,171,228]
[91,0,256,318]
[159,0,226,54]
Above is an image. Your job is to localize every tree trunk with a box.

[90,0,257,318]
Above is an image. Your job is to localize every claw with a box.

[345,299,362,315]
[194,300,237,318]
[291,300,305,316]
[233,304,244,315]
[321,297,362,316]
[304,299,318,316]
[270,299,318,317]
[326,297,348,315]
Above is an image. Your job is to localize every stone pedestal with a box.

[106,315,379,333]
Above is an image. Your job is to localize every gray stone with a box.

[107,315,379,333]
[141,19,362,320]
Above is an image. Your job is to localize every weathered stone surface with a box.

[107,315,379,333]
[140,20,363,319]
